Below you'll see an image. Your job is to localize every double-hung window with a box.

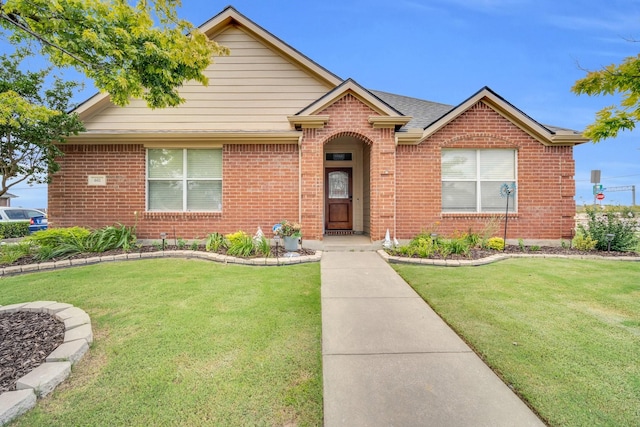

[147,149,222,212]
[441,149,516,213]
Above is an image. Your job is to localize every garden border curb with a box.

[378,249,640,266]
[0,301,92,426]
[0,249,323,277]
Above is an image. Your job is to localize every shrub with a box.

[26,227,91,248]
[392,231,475,258]
[572,233,598,251]
[390,233,436,258]
[255,236,271,257]
[0,242,33,265]
[36,224,137,260]
[486,237,505,251]
[205,232,226,252]
[226,231,254,257]
[0,222,30,239]
[464,231,482,248]
[578,206,638,251]
[85,224,136,252]
[443,238,471,256]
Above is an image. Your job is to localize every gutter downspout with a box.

[298,134,303,226]
[394,134,398,243]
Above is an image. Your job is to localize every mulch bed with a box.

[387,245,639,260]
[4,244,317,267]
[0,311,65,393]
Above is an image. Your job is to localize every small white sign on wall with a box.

[88,175,107,186]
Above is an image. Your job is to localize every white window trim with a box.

[441,149,518,213]
[146,148,223,212]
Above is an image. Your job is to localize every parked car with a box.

[0,207,48,233]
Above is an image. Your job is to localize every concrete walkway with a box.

[321,248,544,426]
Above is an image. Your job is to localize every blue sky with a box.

[5,0,640,207]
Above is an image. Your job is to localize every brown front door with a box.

[325,168,353,230]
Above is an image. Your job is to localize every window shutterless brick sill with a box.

[441,213,518,220]
[142,212,223,220]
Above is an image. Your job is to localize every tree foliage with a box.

[0,51,84,196]
[0,0,229,108]
[572,54,640,142]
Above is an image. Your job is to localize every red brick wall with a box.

[49,143,299,239]
[50,99,576,242]
[396,101,576,240]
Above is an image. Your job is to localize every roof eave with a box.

[66,130,303,145]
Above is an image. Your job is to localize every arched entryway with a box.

[323,135,371,236]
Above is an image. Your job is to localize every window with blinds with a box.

[147,149,222,211]
[441,149,516,213]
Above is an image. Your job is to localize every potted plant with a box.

[274,220,302,251]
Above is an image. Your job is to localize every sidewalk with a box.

[321,251,544,426]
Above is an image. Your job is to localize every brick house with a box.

[49,6,587,242]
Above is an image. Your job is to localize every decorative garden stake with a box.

[500,183,516,251]
[272,223,282,264]
[383,229,392,249]
[254,226,264,243]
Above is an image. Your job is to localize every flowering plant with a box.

[274,220,302,238]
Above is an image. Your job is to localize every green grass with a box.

[393,259,640,427]
[1,259,322,426]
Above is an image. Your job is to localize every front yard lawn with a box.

[0,259,322,426]
[393,258,640,427]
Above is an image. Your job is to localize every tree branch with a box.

[0,11,96,69]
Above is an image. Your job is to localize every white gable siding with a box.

[82,27,333,131]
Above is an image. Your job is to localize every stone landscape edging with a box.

[0,249,324,277]
[378,249,640,266]
[0,302,93,426]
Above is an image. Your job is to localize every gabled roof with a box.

[386,87,588,146]
[70,6,586,147]
[288,79,411,129]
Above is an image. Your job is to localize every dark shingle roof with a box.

[369,90,453,129]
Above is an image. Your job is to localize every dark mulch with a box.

[0,311,65,393]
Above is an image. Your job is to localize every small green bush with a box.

[392,231,473,259]
[486,237,505,251]
[86,224,136,252]
[26,227,91,248]
[36,224,137,260]
[0,222,30,238]
[255,236,271,257]
[573,233,598,251]
[578,206,638,252]
[0,242,33,265]
[205,232,226,252]
[226,231,254,257]
[443,238,471,256]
